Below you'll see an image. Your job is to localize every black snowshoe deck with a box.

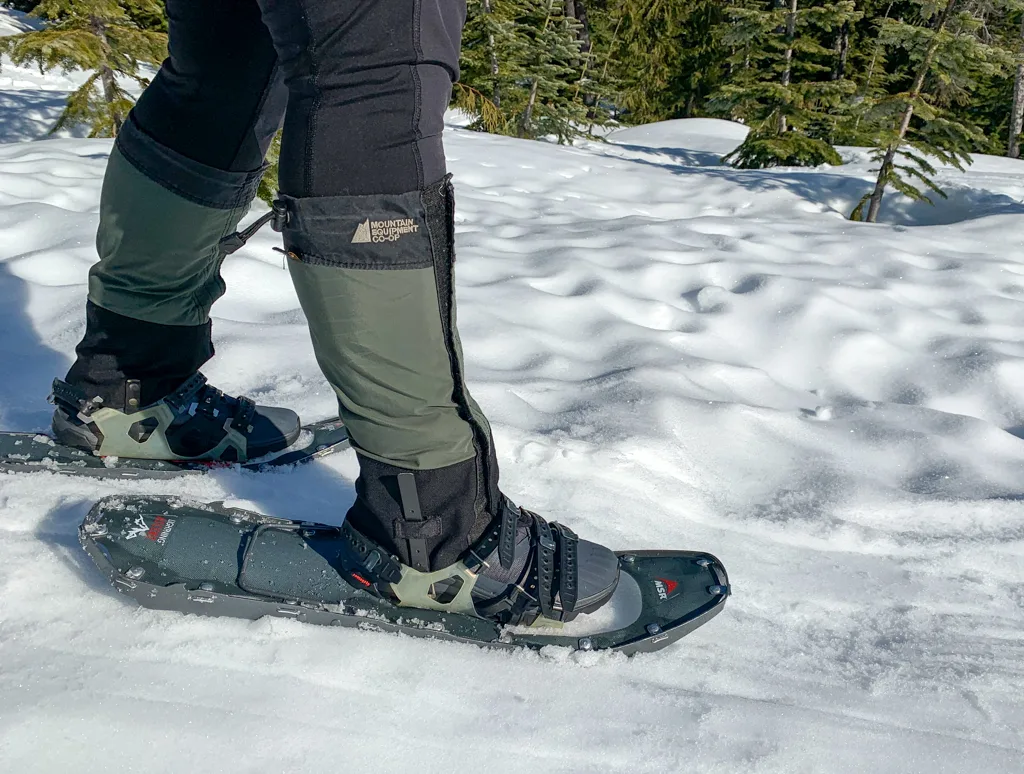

[0,419,349,479]
[80,496,729,655]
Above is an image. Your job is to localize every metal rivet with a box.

[709,585,727,595]
[621,554,635,564]
[646,623,662,635]
[696,558,710,567]
[199,582,214,592]
[125,566,145,580]
[128,398,139,407]
[578,638,594,651]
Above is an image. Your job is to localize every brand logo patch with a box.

[351,218,420,244]
[654,578,678,601]
[123,514,149,541]
[124,514,176,544]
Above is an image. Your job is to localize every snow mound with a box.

[607,117,749,160]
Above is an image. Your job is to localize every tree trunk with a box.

[864,0,957,223]
[832,21,850,80]
[482,0,500,107]
[1008,16,1024,158]
[521,78,540,137]
[522,0,555,137]
[90,15,123,134]
[567,0,592,56]
[564,0,580,68]
[778,0,797,135]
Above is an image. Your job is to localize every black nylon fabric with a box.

[256,0,465,197]
[127,0,465,198]
[116,115,266,210]
[65,302,214,410]
[346,454,487,571]
[277,189,433,269]
[132,0,284,174]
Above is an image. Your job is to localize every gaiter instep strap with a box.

[396,472,429,572]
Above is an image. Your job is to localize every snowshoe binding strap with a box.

[334,521,404,592]
[476,508,583,625]
[160,372,211,413]
[50,378,104,420]
[333,502,604,627]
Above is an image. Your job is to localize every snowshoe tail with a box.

[79,497,729,655]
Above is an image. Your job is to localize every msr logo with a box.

[124,514,176,544]
[654,578,678,601]
[123,514,149,540]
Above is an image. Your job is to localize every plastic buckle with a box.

[271,200,289,232]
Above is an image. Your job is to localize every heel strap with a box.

[50,378,103,419]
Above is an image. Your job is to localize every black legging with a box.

[133,0,465,196]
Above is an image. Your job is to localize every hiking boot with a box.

[50,373,300,462]
[339,496,619,627]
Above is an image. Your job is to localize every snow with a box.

[1,14,1022,771]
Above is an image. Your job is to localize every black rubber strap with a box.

[497,499,518,570]
[553,523,579,614]
[532,514,557,620]
[162,373,209,412]
[230,396,257,434]
[396,472,429,572]
[339,521,403,586]
[50,378,98,415]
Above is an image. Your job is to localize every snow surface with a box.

[1,20,1023,773]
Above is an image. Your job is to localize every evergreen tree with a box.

[455,0,607,141]
[711,0,860,168]
[455,0,531,133]
[851,0,1014,221]
[610,0,727,122]
[0,0,166,137]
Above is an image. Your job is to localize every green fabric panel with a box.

[289,260,476,470]
[88,145,248,326]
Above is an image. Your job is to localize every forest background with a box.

[3,0,1024,222]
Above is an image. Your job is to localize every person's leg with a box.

[55,0,298,461]
[257,0,617,622]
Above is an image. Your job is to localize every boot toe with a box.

[248,406,302,456]
[572,539,620,611]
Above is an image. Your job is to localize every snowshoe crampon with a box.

[80,497,729,655]
[0,419,348,479]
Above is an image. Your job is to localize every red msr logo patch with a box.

[654,578,678,601]
[145,516,167,541]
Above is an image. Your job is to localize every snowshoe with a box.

[79,496,730,655]
[0,376,349,479]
